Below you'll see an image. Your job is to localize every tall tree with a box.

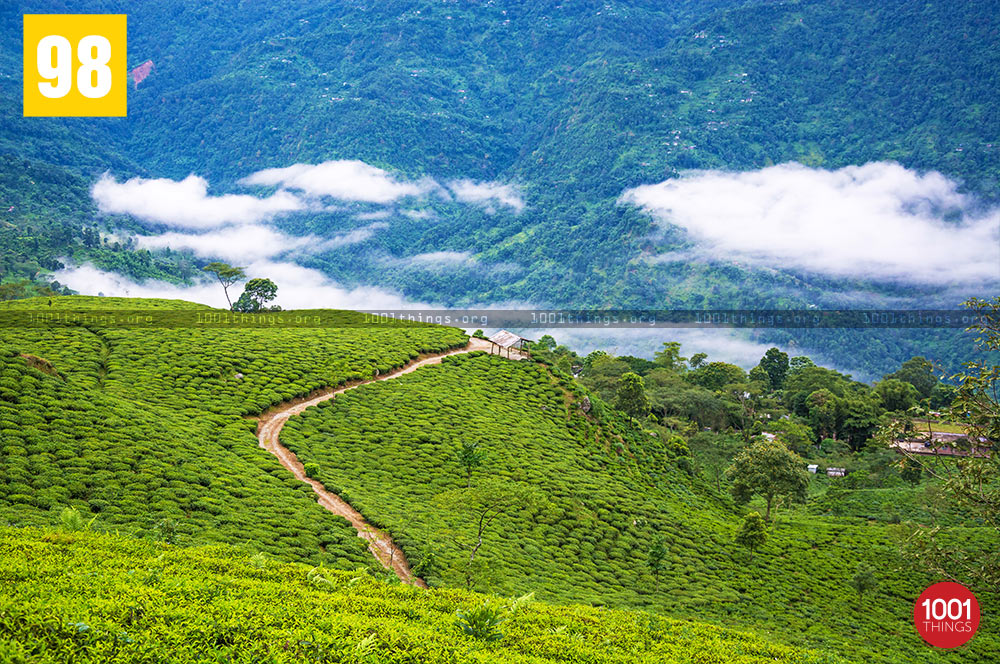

[726,439,809,521]
[615,372,650,419]
[647,534,667,590]
[233,277,278,312]
[850,565,878,607]
[202,262,245,310]
[885,356,938,400]
[758,347,789,391]
[874,378,919,413]
[806,388,839,441]
[654,341,687,372]
[457,440,486,487]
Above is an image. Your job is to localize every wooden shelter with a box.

[487,330,533,358]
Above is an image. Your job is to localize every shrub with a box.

[455,603,506,642]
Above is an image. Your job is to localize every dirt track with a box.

[256,337,498,586]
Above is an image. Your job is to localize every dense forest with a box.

[2,0,998,376]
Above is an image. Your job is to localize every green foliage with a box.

[303,462,321,479]
[757,348,789,391]
[202,262,246,310]
[647,534,667,588]
[457,440,487,488]
[0,296,465,567]
[59,506,96,533]
[688,362,746,392]
[454,603,506,642]
[653,342,686,372]
[900,457,923,487]
[875,378,920,413]
[0,527,850,664]
[727,439,809,521]
[885,357,939,400]
[278,352,995,663]
[850,565,878,606]
[906,297,1000,589]
[735,512,768,560]
[233,278,278,313]
[435,479,542,589]
[615,372,650,419]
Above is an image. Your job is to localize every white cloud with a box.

[136,225,316,262]
[447,179,525,213]
[621,162,1000,284]
[401,209,435,220]
[241,160,437,203]
[355,209,393,220]
[407,251,473,264]
[92,174,303,229]
[521,327,780,370]
[134,221,387,263]
[315,222,389,250]
[378,250,477,271]
[55,261,428,311]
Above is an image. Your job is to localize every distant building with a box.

[891,431,990,458]
[487,330,533,359]
[807,464,819,474]
[826,467,846,477]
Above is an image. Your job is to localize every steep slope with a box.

[2,1,998,375]
[0,296,466,566]
[278,352,998,663]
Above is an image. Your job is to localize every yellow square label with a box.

[23,14,127,117]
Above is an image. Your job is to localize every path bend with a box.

[256,337,497,587]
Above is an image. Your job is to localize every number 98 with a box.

[37,34,112,99]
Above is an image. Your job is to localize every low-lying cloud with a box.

[55,261,428,311]
[447,179,525,213]
[92,174,303,229]
[241,160,437,203]
[621,162,1000,285]
[135,221,388,263]
[136,225,315,262]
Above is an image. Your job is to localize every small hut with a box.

[487,330,533,359]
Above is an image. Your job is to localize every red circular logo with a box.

[914,582,980,648]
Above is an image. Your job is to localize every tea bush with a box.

[0,526,848,664]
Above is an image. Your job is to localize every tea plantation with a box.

[0,296,465,564]
[279,353,998,663]
[1,296,996,662]
[0,527,848,664]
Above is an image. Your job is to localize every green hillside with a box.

[0,296,465,563]
[277,351,996,663]
[0,527,846,664]
[1,297,995,662]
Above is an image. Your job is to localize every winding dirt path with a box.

[256,337,497,587]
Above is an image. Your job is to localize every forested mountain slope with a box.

[2,0,998,374]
